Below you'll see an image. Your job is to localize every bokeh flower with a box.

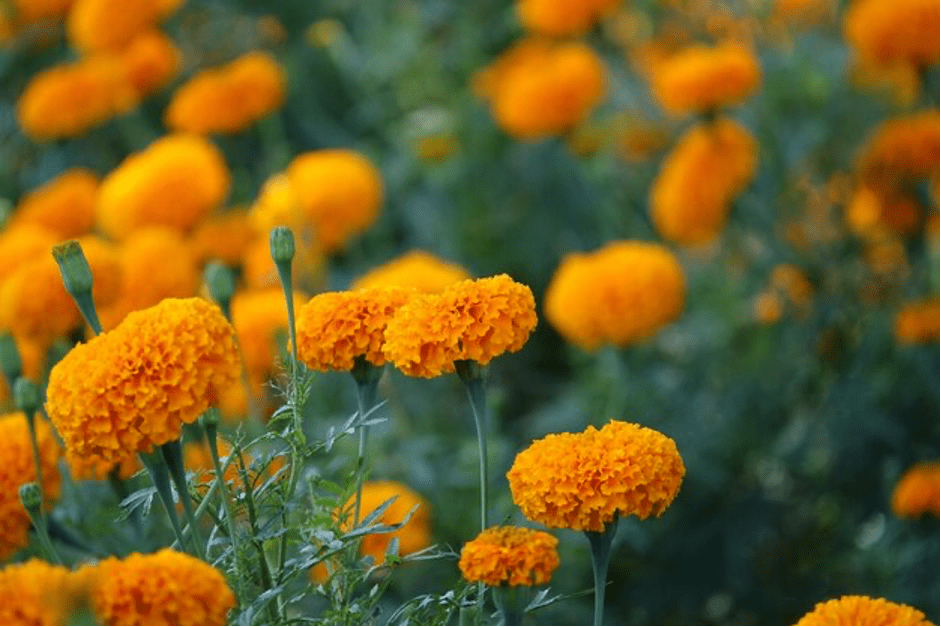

[891,462,940,519]
[459,526,559,587]
[516,0,620,37]
[97,134,230,239]
[846,186,923,239]
[0,224,58,283]
[232,287,305,386]
[45,298,241,466]
[383,274,537,378]
[844,0,939,68]
[859,111,940,186]
[894,298,940,344]
[544,241,685,351]
[91,549,235,625]
[166,51,286,134]
[11,169,99,238]
[119,30,180,96]
[794,595,932,625]
[340,480,432,563]
[0,412,62,560]
[67,0,183,53]
[0,559,94,625]
[188,211,258,266]
[507,420,685,532]
[650,118,757,245]
[352,251,471,293]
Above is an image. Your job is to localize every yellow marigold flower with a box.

[895,298,940,344]
[166,51,286,134]
[383,274,537,378]
[0,224,58,283]
[844,0,939,68]
[296,287,414,372]
[544,241,685,351]
[516,0,620,37]
[66,450,140,482]
[794,595,932,626]
[45,298,241,466]
[649,41,761,115]
[891,462,940,519]
[458,526,559,587]
[12,169,98,238]
[0,559,93,625]
[475,39,607,140]
[232,287,305,386]
[97,134,230,239]
[0,412,62,560]
[507,420,685,532]
[91,549,234,625]
[650,118,757,245]
[352,251,471,293]
[251,150,383,254]
[119,30,180,97]
[188,211,258,266]
[17,57,137,140]
[846,186,922,239]
[859,111,940,184]
[67,0,182,53]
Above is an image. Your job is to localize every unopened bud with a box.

[269,227,296,266]
[19,482,42,511]
[199,408,220,430]
[52,240,94,296]
[204,262,236,318]
[13,378,40,417]
[0,333,22,386]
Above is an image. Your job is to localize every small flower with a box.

[119,30,180,97]
[544,241,685,351]
[383,274,537,378]
[0,559,94,625]
[844,0,939,68]
[45,298,241,467]
[352,251,471,293]
[894,298,940,344]
[891,462,940,519]
[91,549,235,625]
[11,169,99,238]
[459,526,559,587]
[67,0,183,53]
[794,595,932,626]
[516,0,621,37]
[507,420,685,532]
[296,287,414,372]
[846,186,922,239]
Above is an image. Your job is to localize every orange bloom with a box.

[891,462,940,519]
[859,111,940,185]
[0,224,58,284]
[516,0,620,37]
[187,211,258,266]
[352,251,471,293]
[67,0,183,53]
[12,169,98,238]
[846,186,923,239]
[894,298,940,344]
[459,526,559,587]
[794,595,932,625]
[844,0,939,68]
[0,559,94,625]
[66,450,140,482]
[119,30,180,96]
[650,42,761,115]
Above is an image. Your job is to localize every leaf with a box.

[116,486,157,521]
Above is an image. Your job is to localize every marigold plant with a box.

[232,287,306,386]
[516,0,620,37]
[0,559,93,625]
[843,0,939,68]
[67,0,183,52]
[11,169,99,238]
[352,250,471,293]
[458,526,559,587]
[891,462,940,519]
[794,595,933,625]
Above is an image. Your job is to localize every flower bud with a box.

[13,378,40,417]
[52,240,94,296]
[269,226,295,266]
[19,482,42,511]
[0,332,22,386]
[204,262,236,319]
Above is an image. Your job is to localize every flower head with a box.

[0,224,58,284]
[120,30,180,96]
[794,595,932,626]
[544,241,685,351]
[891,462,940,518]
[894,299,940,344]
[12,169,99,238]
[844,0,939,68]
[352,251,471,293]
[0,412,62,560]
[459,526,559,587]
[859,111,939,186]
[384,274,537,378]
[67,0,183,53]
[91,549,235,625]
[45,298,241,466]
[507,420,685,532]
[516,0,621,37]
[0,559,93,625]
[650,42,760,115]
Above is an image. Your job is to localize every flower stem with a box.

[161,440,207,560]
[492,585,529,626]
[455,360,489,532]
[139,449,190,556]
[585,518,619,626]
[19,483,61,564]
[350,358,381,526]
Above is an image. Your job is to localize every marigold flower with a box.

[0,224,58,283]
[66,450,141,482]
[166,51,286,134]
[794,595,932,626]
[507,420,685,532]
[894,298,940,344]
[844,0,939,68]
[859,111,940,184]
[891,462,940,519]
[296,287,413,372]
[97,134,230,239]
[91,549,234,625]
[649,42,760,115]
[0,559,93,625]
[188,211,258,265]
[847,186,923,239]
[67,0,182,53]
[516,0,620,37]
[45,298,241,466]
[251,150,383,253]
[232,287,305,386]
[352,251,471,293]
[459,526,559,587]
[475,39,607,140]
[544,241,685,351]
[119,30,180,96]
[383,274,537,378]
[12,169,98,238]
[0,412,62,560]
[650,118,757,245]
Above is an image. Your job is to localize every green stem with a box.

[23,412,45,497]
[24,506,61,564]
[492,586,529,626]
[139,450,190,555]
[236,446,280,624]
[204,418,245,609]
[455,360,488,531]
[585,518,619,626]
[350,358,381,526]
[161,440,207,560]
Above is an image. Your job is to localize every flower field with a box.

[0,0,937,624]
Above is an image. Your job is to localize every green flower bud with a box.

[0,332,22,386]
[19,482,42,511]
[269,227,296,266]
[13,378,40,417]
[204,262,236,319]
[52,240,94,296]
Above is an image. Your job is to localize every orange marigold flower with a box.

[188,211,258,266]
[891,462,940,519]
[91,549,235,625]
[232,287,305,386]
[459,526,559,587]
[0,412,62,560]
[97,134,230,239]
[894,298,940,344]
[794,595,933,626]
[17,57,137,140]
[119,30,180,96]
[475,39,607,140]
[516,0,620,37]
[166,51,286,134]
[859,111,940,184]
[45,298,241,466]
[12,169,98,238]
[507,420,685,532]
[544,241,685,351]
[0,224,58,283]
[844,0,939,68]
[296,287,414,371]
[251,150,383,254]
[383,274,537,378]
[67,0,182,53]
[337,481,431,564]
[650,118,757,245]
[66,450,141,482]
[352,251,471,293]
[847,186,923,239]
[0,559,94,625]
